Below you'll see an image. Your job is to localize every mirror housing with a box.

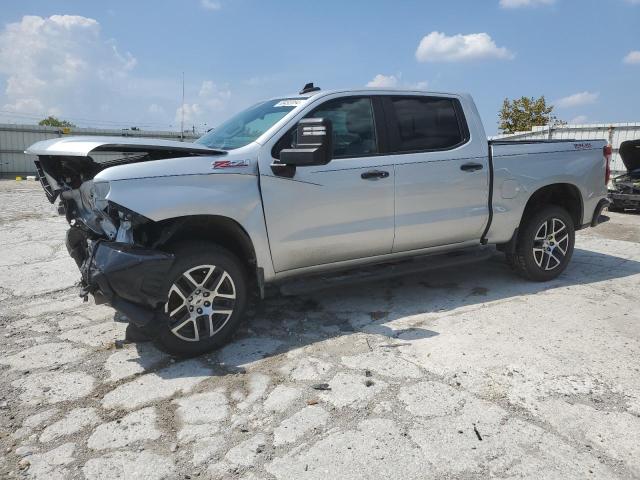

[272,118,332,177]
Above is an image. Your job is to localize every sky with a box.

[0,0,638,135]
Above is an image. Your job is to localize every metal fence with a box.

[491,122,640,174]
[0,124,198,177]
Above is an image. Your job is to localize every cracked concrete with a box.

[1,180,640,479]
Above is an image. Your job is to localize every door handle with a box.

[361,170,389,180]
[460,162,484,172]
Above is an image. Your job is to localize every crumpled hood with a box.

[27,135,230,203]
[619,140,640,173]
[26,135,225,157]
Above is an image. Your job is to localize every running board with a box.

[278,246,494,296]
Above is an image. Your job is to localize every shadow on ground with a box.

[122,247,640,378]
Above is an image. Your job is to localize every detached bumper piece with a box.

[609,192,640,211]
[81,242,175,328]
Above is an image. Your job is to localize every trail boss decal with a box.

[212,160,250,169]
[574,143,593,150]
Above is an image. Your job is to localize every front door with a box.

[259,96,395,272]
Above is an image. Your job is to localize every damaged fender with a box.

[82,241,175,328]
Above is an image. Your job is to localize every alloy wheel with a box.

[532,218,570,271]
[164,264,236,342]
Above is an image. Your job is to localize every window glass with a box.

[196,98,302,150]
[388,97,464,152]
[310,97,377,158]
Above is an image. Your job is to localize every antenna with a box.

[299,82,321,95]
[180,72,185,141]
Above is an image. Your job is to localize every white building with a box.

[491,123,640,174]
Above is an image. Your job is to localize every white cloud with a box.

[366,74,399,88]
[175,80,231,127]
[0,15,138,124]
[623,50,640,64]
[555,91,599,108]
[201,0,222,10]
[415,32,514,62]
[0,14,234,130]
[569,115,588,124]
[499,0,555,8]
[365,74,428,90]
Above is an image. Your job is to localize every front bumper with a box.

[79,239,175,328]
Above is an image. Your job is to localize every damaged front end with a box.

[609,140,640,211]
[28,137,223,329]
[51,169,175,330]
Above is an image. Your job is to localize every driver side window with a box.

[273,96,378,159]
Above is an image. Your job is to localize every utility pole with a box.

[180,72,185,141]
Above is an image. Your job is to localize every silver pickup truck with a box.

[28,85,611,356]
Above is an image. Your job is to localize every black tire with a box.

[506,205,575,282]
[154,242,248,357]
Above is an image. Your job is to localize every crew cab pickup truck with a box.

[27,85,611,356]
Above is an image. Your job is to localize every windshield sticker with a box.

[213,160,250,169]
[274,99,306,108]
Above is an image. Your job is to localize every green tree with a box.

[498,96,564,134]
[38,116,76,128]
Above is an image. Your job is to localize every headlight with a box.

[93,181,110,210]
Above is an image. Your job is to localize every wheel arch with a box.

[151,215,257,273]
[521,183,583,229]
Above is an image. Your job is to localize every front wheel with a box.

[155,242,248,357]
[506,206,575,282]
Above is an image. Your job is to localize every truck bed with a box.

[484,138,608,245]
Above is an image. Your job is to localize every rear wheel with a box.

[155,242,248,357]
[507,206,575,282]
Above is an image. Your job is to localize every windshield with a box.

[196,98,305,150]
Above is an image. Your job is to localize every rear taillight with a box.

[604,144,612,185]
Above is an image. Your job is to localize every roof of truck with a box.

[277,88,470,101]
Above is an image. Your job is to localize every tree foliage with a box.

[38,116,76,128]
[498,96,564,134]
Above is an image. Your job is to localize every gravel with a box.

[1,180,640,479]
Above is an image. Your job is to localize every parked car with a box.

[609,139,640,212]
[27,85,611,356]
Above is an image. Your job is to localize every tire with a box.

[154,242,248,357]
[506,205,575,282]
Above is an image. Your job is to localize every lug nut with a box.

[188,296,193,301]
[195,289,201,294]
[203,292,209,297]
[197,308,203,314]
[204,301,211,307]
[189,306,194,312]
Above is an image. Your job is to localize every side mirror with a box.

[272,118,332,177]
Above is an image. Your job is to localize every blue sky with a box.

[0,0,638,135]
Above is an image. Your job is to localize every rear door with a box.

[384,95,490,252]
[259,95,395,272]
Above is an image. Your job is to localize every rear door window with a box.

[385,96,468,153]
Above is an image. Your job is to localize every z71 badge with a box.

[212,160,250,169]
